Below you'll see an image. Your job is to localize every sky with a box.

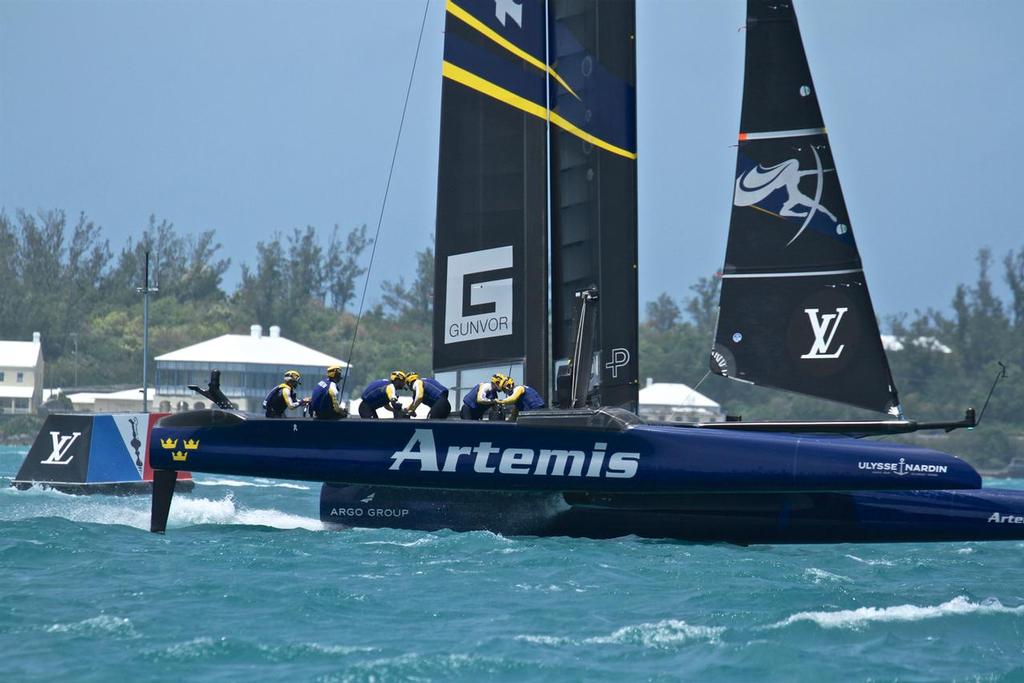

[2,0,1023,322]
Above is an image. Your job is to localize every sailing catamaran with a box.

[147,0,1024,543]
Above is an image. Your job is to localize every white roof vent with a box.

[32,331,41,344]
[269,325,281,338]
[250,325,262,338]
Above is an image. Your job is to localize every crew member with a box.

[309,364,348,420]
[404,373,452,419]
[359,371,407,419]
[460,373,504,420]
[498,376,546,420]
[263,370,308,418]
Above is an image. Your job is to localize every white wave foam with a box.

[844,554,895,567]
[515,634,571,646]
[194,477,310,490]
[957,547,975,555]
[361,536,438,548]
[771,596,1024,630]
[585,619,725,647]
[514,583,564,593]
[257,642,377,657]
[517,620,724,649]
[157,636,221,659]
[46,615,138,638]
[2,491,322,531]
[168,494,323,530]
[804,567,851,584]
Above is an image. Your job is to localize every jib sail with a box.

[548,0,639,411]
[432,0,549,398]
[711,0,900,415]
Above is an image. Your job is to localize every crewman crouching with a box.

[404,372,451,419]
[460,373,504,420]
[498,376,546,421]
[359,371,407,419]
[263,370,309,418]
[309,364,348,420]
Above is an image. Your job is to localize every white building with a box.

[154,325,346,412]
[638,378,723,423]
[60,387,157,413]
[880,334,952,354]
[0,332,44,414]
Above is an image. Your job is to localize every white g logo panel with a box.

[444,246,514,344]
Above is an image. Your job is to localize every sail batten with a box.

[722,268,863,279]
[711,0,900,415]
[739,127,827,141]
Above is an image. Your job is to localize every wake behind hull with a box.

[320,484,1024,544]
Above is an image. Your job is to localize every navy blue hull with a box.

[320,484,1024,544]
[148,410,1024,543]
[150,412,980,493]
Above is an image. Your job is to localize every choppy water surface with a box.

[2,445,1022,681]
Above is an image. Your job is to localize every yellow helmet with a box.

[405,372,420,384]
[390,370,407,383]
[502,377,516,392]
[284,370,301,384]
[326,365,343,379]
[490,373,507,386]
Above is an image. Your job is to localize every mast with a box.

[710,0,900,415]
[548,0,639,412]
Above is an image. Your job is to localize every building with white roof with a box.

[880,334,952,354]
[61,387,156,413]
[638,378,723,424]
[0,332,44,414]
[154,325,346,412]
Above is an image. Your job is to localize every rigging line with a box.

[340,0,431,400]
[692,369,711,391]
[974,361,1008,428]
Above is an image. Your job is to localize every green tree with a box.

[380,245,433,325]
[326,224,372,312]
[645,293,680,333]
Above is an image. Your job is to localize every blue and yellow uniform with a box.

[460,374,504,420]
[359,371,407,419]
[405,373,451,419]
[498,377,545,419]
[310,365,347,420]
[263,370,305,418]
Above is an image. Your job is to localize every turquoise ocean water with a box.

[2,444,1023,681]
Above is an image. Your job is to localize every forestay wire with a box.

[340,0,431,399]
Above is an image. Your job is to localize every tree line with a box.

[2,209,1023,467]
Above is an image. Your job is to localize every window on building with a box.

[16,372,24,383]
[0,371,5,382]
[14,398,29,411]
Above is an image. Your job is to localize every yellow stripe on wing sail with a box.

[442,62,637,161]
[549,112,637,160]
[447,0,580,101]
[443,60,548,118]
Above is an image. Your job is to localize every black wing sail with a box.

[433,0,549,396]
[549,0,639,412]
[711,0,901,415]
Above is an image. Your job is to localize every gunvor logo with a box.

[444,246,514,344]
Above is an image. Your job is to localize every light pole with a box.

[136,251,159,412]
[70,333,78,387]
